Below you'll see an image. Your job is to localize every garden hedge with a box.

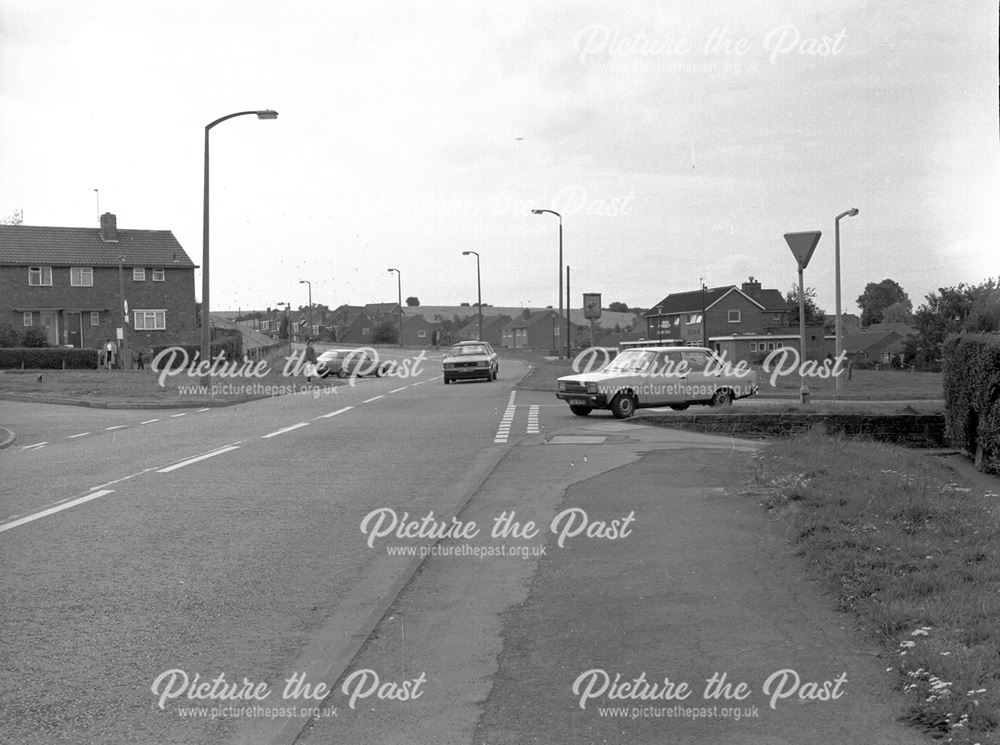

[943,333,1000,472]
[150,329,244,371]
[0,347,99,369]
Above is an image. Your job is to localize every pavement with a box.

[297,421,933,745]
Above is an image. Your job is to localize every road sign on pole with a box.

[784,231,822,270]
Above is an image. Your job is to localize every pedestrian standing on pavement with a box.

[102,339,117,370]
[303,338,318,383]
[136,349,146,370]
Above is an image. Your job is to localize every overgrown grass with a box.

[751,431,1000,742]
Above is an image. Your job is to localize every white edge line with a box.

[261,422,310,439]
[156,445,241,473]
[0,489,115,534]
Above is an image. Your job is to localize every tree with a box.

[372,320,398,344]
[608,301,630,313]
[0,209,23,225]
[857,279,910,327]
[784,285,826,326]
[882,300,914,324]
[406,296,420,307]
[907,279,1000,363]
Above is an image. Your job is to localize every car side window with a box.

[681,350,710,372]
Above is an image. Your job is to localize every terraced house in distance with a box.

[0,212,197,352]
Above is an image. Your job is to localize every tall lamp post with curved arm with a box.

[387,268,402,348]
[834,208,859,394]
[531,208,565,358]
[462,251,482,341]
[200,109,278,380]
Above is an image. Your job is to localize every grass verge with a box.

[749,430,1000,742]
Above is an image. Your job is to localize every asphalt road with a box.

[1,355,930,744]
[0,353,545,744]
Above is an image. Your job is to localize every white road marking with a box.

[68,432,91,439]
[261,422,310,439]
[363,395,384,403]
[389,386,408,393]
[197,408,210,412]
[527,404,540,434]
[170,413,187,418]
[21,442,47,450]
[105,425,127,431]
[140,418,160,425]
[314,406,354,420]
[0,489,115,534]
[156,445,241,472]
[494,391,517,443]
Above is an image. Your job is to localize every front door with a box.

[65,312,82,348]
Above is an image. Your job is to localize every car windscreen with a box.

[602,350,655,373]
[450,346,488,356]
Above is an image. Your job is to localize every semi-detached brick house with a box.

[0,213,197,350]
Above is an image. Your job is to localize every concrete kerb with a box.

[0,392,262,410]
[0,426,15,450]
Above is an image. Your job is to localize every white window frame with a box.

[749,342,757,352]
[28,266,52,286]
[132,267,146,281]
[70,266,94,287]
[728,310,741,323]
[22,311,33,326]
[152,268,165,281]
[90,311,100,326]
[417,329,427,338]
[133,309,166,330]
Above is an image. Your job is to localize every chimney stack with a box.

[741,276,761,298]
[99,212,118,242]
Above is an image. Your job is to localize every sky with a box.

[1,1,997,316]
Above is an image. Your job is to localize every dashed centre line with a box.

[156,445,241,472]
[363,395,384,403]
[105,425,127,431]
[0,489,115,534]
[261,422,310,439]
[314,406,354,420]
[68,432,91,439]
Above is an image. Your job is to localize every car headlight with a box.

[586,382,598,394]
[558,381,567,391]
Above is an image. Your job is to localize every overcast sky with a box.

[1,1,997,315]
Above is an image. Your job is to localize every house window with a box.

[22,311,32,326]
[134,310,166,330]
[417,329,427,338]
[749,342,757,352]
[28,266,52,286]
[554,326,559,336]
[133,267,146,281]
[152,268,165,281]
[687,313,702,324]
[70,267,94,286]
[728,310,741,323]
[90,311,100,326]
[362,327,370,336]
[767,342,776,351]
[776,341,783,348]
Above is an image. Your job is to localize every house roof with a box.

[647,285,789,315]
[501,310,580,331]
[457,314,512,335]
[364,302,400,315]
[0,224,195,268]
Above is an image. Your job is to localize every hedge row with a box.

[0,347,99,369]
[943,334,1000,472]
[150,331,245,371]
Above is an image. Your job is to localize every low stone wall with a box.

[635,412,947,448]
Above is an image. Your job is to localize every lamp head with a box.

[256,110,279,120]
[848,208,859,216]
[530,209,543,214]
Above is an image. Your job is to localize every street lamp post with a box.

[655,306,662,343]
[531,208,565,358]
[834,208,859,394]
[387,268,402,348]
[200,109,278,381]
[299,280,312,339]
[462,251,482,340]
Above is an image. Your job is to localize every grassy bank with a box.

[750,431,1000,742]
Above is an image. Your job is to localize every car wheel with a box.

[610,393,636,419]
[668,403,689,411]
[569,405,592,416]
[710,388,733,407]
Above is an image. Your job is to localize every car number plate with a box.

[569,398,589,405]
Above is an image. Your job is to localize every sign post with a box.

[583,293,601,348]
[784,231,822,404]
